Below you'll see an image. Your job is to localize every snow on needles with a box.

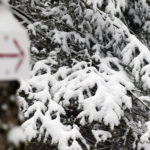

[19,58,133,149]
[17,0,150,149]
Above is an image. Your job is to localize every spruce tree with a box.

[10,0,150,149]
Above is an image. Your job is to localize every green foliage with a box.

[10,0,150,149]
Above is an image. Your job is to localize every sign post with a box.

[0,1,30,150]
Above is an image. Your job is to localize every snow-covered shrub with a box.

[10,0,150,149]
[18,58,133,149]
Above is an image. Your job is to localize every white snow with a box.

[16,0,150,149]
[8,127,26,145]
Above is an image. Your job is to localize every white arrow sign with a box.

[0,5,30,80]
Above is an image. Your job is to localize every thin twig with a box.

[127,90,150,110]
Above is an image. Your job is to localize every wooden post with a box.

[0,81,24,150]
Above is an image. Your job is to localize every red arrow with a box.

[0,39,25,72]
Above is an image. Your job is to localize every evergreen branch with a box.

[10,5,51,41]
[11,6,34,24]
[127,90,150,110]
